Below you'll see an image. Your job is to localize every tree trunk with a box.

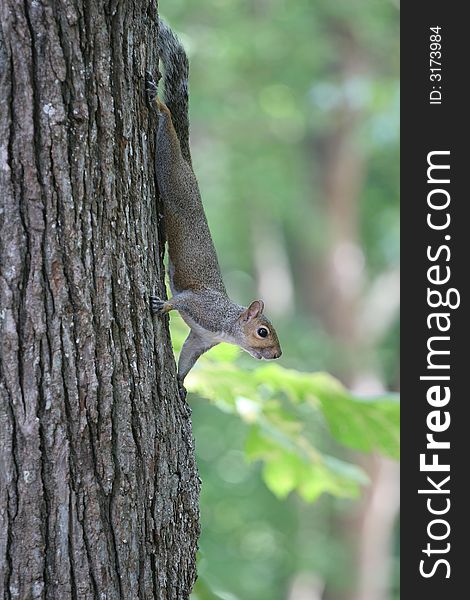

[0,2,200,599]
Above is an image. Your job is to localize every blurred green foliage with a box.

[170,307,399,598]
[171,316,399,504]
[160,0,399,598]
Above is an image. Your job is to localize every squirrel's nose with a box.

[273,349,282,359]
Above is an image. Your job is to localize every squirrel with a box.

[149,19,282,397]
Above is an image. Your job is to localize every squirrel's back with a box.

[156,20,226,296]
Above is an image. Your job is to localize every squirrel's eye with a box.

[257,327,269,338]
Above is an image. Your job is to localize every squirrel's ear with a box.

[241,300,264,321]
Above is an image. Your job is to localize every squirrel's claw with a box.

[150,295,168,316]
[145,72,170,117]
[145,71,159,101]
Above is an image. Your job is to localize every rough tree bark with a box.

[0,2,200,598]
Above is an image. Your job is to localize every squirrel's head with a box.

[238,300,282,360]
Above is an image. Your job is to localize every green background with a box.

[161,1,400,598]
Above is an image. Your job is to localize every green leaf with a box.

[308,374,400,459]
[192,577,239,600]
[245,426,368,502]
[262,454,299,499]
[253,366,400,459]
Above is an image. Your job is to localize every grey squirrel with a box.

[150,19,282,397]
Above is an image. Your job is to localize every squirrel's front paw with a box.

[150,295,168,316]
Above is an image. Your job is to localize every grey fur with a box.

[154,21,281,392]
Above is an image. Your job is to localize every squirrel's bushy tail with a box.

[158,19,191,164]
